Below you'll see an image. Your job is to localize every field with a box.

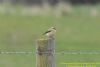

[0,5,100,67]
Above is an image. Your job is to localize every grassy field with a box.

[0,5,100,67]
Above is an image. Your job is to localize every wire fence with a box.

[1,50,100,55]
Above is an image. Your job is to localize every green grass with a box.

[0,5,100,67]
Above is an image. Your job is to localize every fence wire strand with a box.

[0,50,100,55]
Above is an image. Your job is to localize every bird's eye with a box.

[53,28,56,30]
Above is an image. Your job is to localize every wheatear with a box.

[43,27,56,39]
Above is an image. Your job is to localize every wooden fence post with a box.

[36,38,55,67]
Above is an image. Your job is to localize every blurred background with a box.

[0,0,100,67]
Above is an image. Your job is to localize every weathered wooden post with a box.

[36,38,55,67]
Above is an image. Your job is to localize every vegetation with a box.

[0,5,100,67]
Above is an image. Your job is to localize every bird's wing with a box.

[43,30,51,35]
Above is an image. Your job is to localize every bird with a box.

[43,27,56,39]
